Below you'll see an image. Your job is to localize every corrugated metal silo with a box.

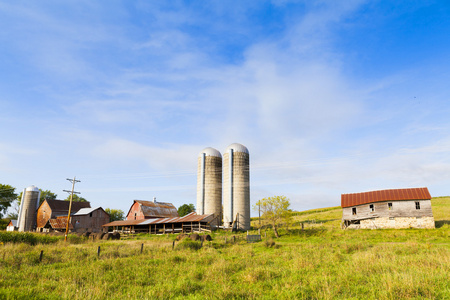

[223,143,250,230]
[17,185,40,232]
[197,147,222,217]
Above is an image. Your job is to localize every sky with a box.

[1,1,450,216]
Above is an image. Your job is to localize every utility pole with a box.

[63,177,80,242]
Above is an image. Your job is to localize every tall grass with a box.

[0,197,448,299]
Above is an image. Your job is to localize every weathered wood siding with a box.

[36,201,52,228]
[342,199,433,221]
[126,202,145,220]
[72,209,110,233]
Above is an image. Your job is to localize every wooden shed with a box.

[126,199,179,220]
[341,187,435,229]
[72,207,110,233]
[36,199,91,232]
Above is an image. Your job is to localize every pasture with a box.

[0,197,449,299]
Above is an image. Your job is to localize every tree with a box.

[178,203,195,217]
[64,194,88,202]
[104,208,124,222]
[253,195,291,238]
[0,184,18,219]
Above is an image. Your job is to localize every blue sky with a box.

[1,1,449,215]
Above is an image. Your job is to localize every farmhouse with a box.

[341,187,435,229]
[6,220,17,232]
[126,199,179,220]
[36,199,91,232]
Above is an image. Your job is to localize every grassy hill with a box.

[0,197,449,299]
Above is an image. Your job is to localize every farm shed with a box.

[6,220,17,231]
[48,217,73,231]
[341,187,435,229]
[126,199,179,220]
[72,207,110,233]
[104,212,216,234]
[36,199,91,232]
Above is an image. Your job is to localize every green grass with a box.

[0,197,449,299]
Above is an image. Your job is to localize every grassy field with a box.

[0,197,449,299]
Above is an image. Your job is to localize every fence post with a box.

[301,222,304,231]
[97,246,101,258]
[141,243,144,254]
[39,250,43,262]
[172,240,175,250]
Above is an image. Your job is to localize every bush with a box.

[177,239,202,251]
[0,232,59,245]
[265,238,276,248]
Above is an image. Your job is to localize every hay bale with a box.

[201,235,212,241]
[190,234,200,241]
[112,232,120,240]
[176,234,187,241]
[82,232,91,238]
[102,233,113,240]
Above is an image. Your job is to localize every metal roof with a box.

[103,212,214,227]
[44,199,91,212]
[199,147,222,158]
[225,143,249,154]
[341,187,431,208]
[74,207,104,216]
[26,185,39,192]
[133,200,179,218]
[49,218,73,229]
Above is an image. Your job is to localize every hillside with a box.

[0,197,449,299]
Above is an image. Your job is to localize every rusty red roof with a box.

[127,200,179,218]
[49,218,73,229]
[341,187,431,208]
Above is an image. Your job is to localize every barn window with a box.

[89,213,92,217]
[388,203,393,210]
[134,213,137,220]
[369,204,374,212]
[415,202,420,210]
[352,207,357,215]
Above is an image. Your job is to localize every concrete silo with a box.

[17,185,40,232]
[223,143,250,230]
[197,147,222,217]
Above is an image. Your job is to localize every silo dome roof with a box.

[199,147,222,158]
[26,185,39,192]
[225,143,249,154]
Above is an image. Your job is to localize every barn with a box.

[36,199,91,232]
[103,212,217,234]
[126,199,179,220]
[341,187,435,229]
[72,207,110,233]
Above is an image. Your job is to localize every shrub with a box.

[265,238,276,248]
[0,232,59,245]
[177,239,202,250]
